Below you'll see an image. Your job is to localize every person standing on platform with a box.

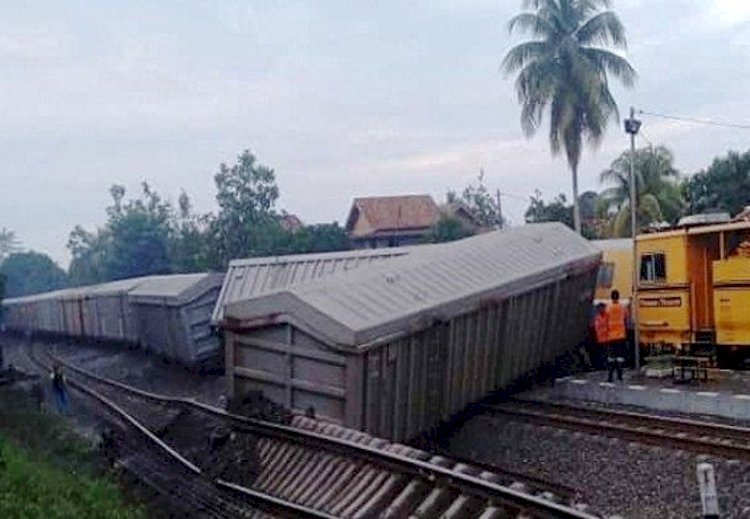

[593,303,609,370]
[607,289,628,382]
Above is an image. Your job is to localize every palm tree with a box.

[599,145,683,236]
[502,0,636,233]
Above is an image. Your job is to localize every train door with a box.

[686,232,721,342]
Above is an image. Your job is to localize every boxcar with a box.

[222,223,600,441]
[211,247,415,325]
[129,273,224,365]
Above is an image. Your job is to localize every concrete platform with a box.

[535,369,750,422]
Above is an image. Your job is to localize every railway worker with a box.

[606,289,628,382]
[593,303,609,370]
[50,362,69,414]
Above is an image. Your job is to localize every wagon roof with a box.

[592,238,633,251]
[225,223,601,349]
[211,246,417,324]
[128,273,224,305]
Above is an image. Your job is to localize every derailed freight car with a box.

[222,223,601,441]
[211,247,414,325]
[129,273,224,365]
[2,273,225,367]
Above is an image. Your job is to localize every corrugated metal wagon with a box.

[222,223,601,441]
[129,273,224,365]
[211,248,414,325]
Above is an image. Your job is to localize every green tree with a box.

[525,190,574,228]
[0,228,21,264]
[600,145,683,236]
[447,170,503,228]
[683,150,750,216]
[0,251,68,298]
[67,225,108,286]
[169,191,214,273]
[502,0,636,234]
[424,215,474,243]
[279,223,350,254]
[68,183,176,284]
[211,149,282,266]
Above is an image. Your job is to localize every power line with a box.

[638,110,750,131]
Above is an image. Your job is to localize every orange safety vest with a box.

[607,302,627,341]
[594,313,609,345]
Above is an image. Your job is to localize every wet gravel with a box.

[52,340,226,406]
[446,414,750,518]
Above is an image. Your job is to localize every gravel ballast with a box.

[446,414,750,518]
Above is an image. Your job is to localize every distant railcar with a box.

[222,224,600,441]
[636,219,750,364]
[1,273,224,366]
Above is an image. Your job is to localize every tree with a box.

[0,228,21,264]
[683,150,750,217]
[525,190,574,228]
[280,223,350,254]
[424,215,474,243]
[211,149,282,265]
[446,170,503,228]
[68,183,175,284]
[169,191,214,273]
[0,251,68,298]
[600,145,683,236]
[502,0,636,233]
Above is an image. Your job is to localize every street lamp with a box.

[625,107,642,372]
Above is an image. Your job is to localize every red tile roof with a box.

[346,195,441,238]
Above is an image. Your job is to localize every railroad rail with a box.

[25,339,596,519]
[25,341,332,519]
[483,398,750,462]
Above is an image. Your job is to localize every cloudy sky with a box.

[2,0,750,265]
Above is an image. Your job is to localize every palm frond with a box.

[576,11,627,47]
[581,47,637,87]
[501,41,552,75]
[508,12,554,37]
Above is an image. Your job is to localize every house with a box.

[345,195,441,248]
[279,213,304,232]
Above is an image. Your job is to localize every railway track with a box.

[483,398,750,463]
[25,341,331,519]
[23,339,597,519]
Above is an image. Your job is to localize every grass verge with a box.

[0,386,145,519]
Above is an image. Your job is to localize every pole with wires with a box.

[625,106,642,372]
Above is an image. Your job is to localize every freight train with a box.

[2,225,601,440]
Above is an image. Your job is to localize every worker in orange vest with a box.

[593,303,609,370]
[606,289,628,382]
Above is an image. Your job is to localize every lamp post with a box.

[625,107,642,371]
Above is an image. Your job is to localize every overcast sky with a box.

[2,0,750,266]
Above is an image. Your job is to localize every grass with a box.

[0,387,145,519]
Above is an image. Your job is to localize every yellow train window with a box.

[597,262,615,288]
[640,253,666,282]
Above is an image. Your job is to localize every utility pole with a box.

[496,189,503,229]
[625,107,642,372]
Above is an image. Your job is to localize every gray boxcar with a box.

[58,278,146,342]
[129,273,224,365]
[222,223,601,441]
[211,248,414,325]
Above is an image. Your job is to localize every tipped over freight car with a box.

[2,273,224,366]
[211,247,415,325]
[221,223,601,441]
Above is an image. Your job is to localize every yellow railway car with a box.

[593,239,633,304]
[635,219,750,364]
